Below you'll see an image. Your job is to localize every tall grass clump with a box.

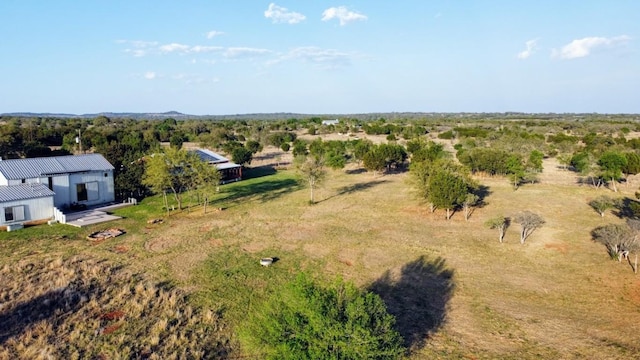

[0,256,231,359]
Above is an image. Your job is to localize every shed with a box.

[191,149,242,183]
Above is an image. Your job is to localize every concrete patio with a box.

[63,202,134,228]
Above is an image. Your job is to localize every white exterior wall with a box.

[68,170,115,206]
[7,171,114,208]
[50,175,70,207]
[0,196,54,225]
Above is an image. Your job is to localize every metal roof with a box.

[192,149,230,164]
[0,154,114,180]
[0,183,55,202]
[216,162,242,170]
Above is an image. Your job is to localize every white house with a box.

[322,119,340,126]
[0,154,115,210]
[0,183,55,230]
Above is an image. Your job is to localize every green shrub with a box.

[240,273,404,360]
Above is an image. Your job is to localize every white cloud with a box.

[269,46,355,69]
[144,72,156,80]
[517,38,539,60]
[206,30,224,39]
[552,35,631,59]
[117,40,159,57]
[159,43,191,53]
[264,3,306,24]
[157,43,222,55]
[190,45,223,53]
[321,6,367,26]
[224,47,271,59]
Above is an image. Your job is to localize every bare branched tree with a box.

[514,211,545,244]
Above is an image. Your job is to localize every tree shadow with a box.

[614,197,640,219]
[317,180,387,203]
[0,284,94,345]
[345,168,367,175]
[473,184,491,208]
[215,178,300,205]
[368,256,455,352]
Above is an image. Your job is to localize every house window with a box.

[5,206,25,222]
[77,182,99,202]
[48,177,53,190]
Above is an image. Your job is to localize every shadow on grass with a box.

[216,178,300,205]
[318,180,387,203]
[613,197,640,219]
[369,256,455,352]
[474,184,491,207]
[243,165,277,179]
[345,167,367,175]
[0,285,94,345]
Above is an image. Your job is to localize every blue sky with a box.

[1,1,638,115]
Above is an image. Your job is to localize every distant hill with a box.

[2,111,639,121]
[0,111,446,121]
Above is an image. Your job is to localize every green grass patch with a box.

[191,245,317,324]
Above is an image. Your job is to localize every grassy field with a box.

[1,161,640,359]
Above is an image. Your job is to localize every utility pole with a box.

[76,129,83,154]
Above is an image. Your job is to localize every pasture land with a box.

[1,159,639,358]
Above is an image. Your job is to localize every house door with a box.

[76,183,88,201]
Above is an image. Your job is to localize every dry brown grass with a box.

[0,256,231,359]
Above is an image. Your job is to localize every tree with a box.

[428,169,469,220]
[245,140,263,154]
[409,160,436,212]
[231,146,253,166]
[352,139,373,165]
[292,140,308,157]
[362,149,387,175]
[240,273,404,360]
[592,224,639,264]
[485,216,510,243]
[295,155,326,204]
[506,155,525,190]
[411,159,473,215]
[462,193,479,221]
[169,132,185,149]
[623,152,640,178]
[588,195,616,217]
[527,150,544,173]
[513,211,545,244]
[598,151,627,192]
[190,155,222,213]
[142,148,202,211]
[410,141,445,164]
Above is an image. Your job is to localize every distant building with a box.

[322,119,340,126]
[191,149,242,184]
